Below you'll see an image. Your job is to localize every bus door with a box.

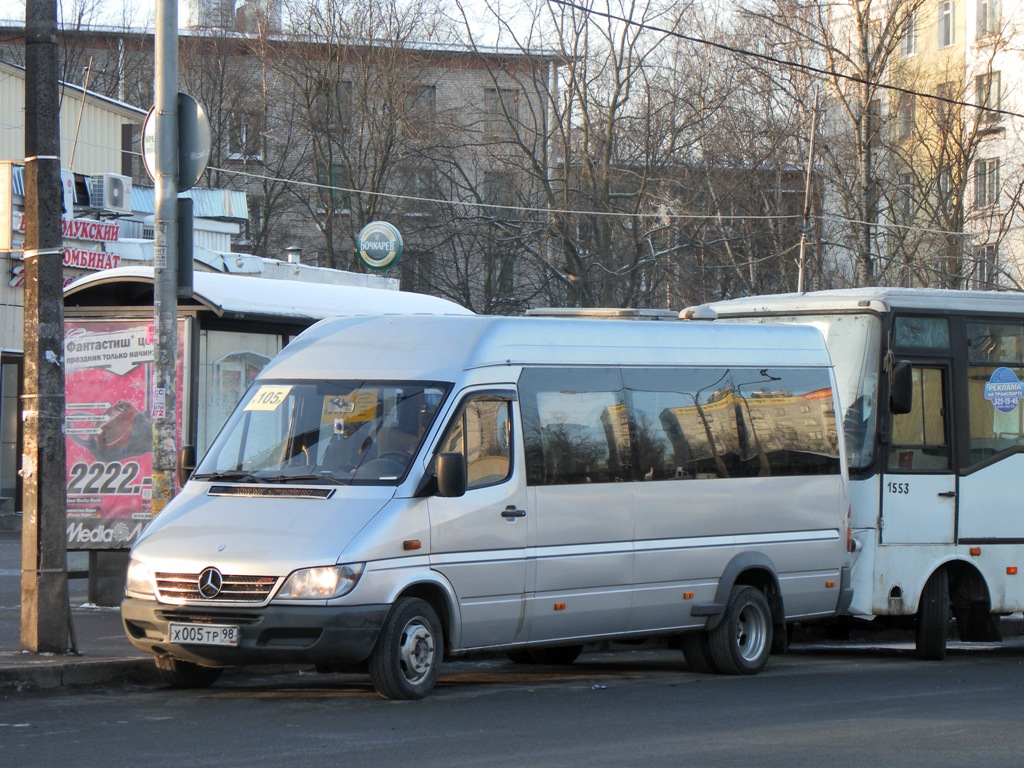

[880,363,956,545]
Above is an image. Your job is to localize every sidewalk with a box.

[0,528,161,690]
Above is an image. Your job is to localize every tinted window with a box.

[519,368,628,485]
[625,367,840,479]
[519,366,840,486]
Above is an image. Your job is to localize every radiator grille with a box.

[156,572,278,603]
[208,485,334,499]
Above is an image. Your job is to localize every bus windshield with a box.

[195,380,450,485]
[726,313,882,470]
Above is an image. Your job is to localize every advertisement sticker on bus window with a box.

[244,385,292,411]
[984,367,1024,413]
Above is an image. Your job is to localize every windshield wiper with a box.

[191,470,268,483]
[255,471,350,486]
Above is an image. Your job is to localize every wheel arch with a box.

[395,580,458,653]
[704,552,783,632]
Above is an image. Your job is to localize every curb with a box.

[0,657,159,691]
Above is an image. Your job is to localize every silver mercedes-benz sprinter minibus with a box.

[122,314,852,699]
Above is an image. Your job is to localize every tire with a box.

[680,632,718,674]
[154,657,223,688]
[916,569,950,661]
[368,597,443,700]
[708,585,773,675]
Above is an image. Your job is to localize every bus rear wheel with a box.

[708,585,772,675]
[916,569,950,661]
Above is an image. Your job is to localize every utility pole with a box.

[151,0,179,516]
[21,0,70,652]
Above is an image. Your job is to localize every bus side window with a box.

[888,367,949,471]
[966,321,1024,465]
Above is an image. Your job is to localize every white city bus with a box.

[693,288,1024,659]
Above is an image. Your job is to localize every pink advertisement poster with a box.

[63,318,186,549]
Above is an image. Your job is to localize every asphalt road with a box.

[3,640,1024,768]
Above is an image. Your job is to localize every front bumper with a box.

[121,598,389,668]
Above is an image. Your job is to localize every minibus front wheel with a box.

[369,597,443,700]
[154,655,223,688]
[708,585,772,675]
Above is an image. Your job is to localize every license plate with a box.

[167,622,239,647]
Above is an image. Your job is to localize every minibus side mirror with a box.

[890,360,914,415]
[435,452,467,498]
[177,445,196,488]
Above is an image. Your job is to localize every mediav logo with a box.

[67,520,145,545]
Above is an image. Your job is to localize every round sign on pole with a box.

[357,221,404,271]
[141,93,212,191]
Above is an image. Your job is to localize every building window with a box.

[228,110,263,161]
[937,167,951,203]
[974,244,998,288]
[404,84,437,140]
[897,94,916,140]
[401,167,436,213]
[977,0,999,37]
[901,11,918,56]
[315,79,353,133]
[484,88,519,138]
[976,71,1001,123]
[974,158,999,208]
[935,81,958,129]
[483,170,516,219]
[316,161,351,212]
[867,98,882,149]
[897,173,914,219]
[938,0,954,47]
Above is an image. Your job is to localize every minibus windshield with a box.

[194,380,450,485]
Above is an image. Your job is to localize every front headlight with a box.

[125,558,156,600]
[276,563,364,600]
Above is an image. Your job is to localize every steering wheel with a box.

[376,451,410,463]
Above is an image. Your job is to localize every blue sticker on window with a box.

[984,367,1024,413]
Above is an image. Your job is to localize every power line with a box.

[549,0,1024,121]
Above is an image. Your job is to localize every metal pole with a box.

[21,0,70,652]
[797,87,819,295]
[151,0,178,516]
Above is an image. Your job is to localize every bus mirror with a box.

[890,361,914,415]
[435,452,467,498]
[177,445,196,488]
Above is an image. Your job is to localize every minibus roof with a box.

[263,313,834,381]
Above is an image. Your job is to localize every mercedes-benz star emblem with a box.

[197,567,224,599]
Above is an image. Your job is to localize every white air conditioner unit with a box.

[89,173,132,214]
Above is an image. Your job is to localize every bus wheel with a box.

[680,632,718,674]
[154,656,222,688]
[368,597,443,700]
[708,585,773,675]
[916,569,950,661]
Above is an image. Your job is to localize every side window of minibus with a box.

[440,398,512,489]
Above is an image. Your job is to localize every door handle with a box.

[938,491,957,498]
[501,505,526,518]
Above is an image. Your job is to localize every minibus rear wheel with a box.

[708,585,772,675]
[369,597,443,700]
[680,632,717,674]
